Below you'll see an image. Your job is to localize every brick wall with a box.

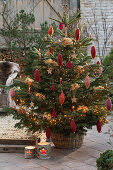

[80,0,113,57]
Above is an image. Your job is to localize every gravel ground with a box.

[0,115,40,139]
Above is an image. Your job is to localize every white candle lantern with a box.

[37,142,51,159]
[25,146,36,159]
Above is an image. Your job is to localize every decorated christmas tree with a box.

[6,8,111,149]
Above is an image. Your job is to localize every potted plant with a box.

[5,10,111,149]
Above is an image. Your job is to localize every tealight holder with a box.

[37,142,51,159]
[25,146,36,159]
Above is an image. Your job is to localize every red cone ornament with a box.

[85,75,90,89]
[48,25,54,36]
[91,46,96,59]
[97,61,100,64]
[51,85,55,91]
[57,54,63,66]
[52,109,57,118]
[46,127,51,139]
[71,119,76,133]
[59,22,63,30]
[75,28,80,41]
[106,98,112,111]
[35,69,40,82]
[10,89,15,98]
[66,60,73,69]
[59,92,65,105]
[49,48,54,55]
[97,120,102,133]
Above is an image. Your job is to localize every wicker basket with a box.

[51,133,84,149]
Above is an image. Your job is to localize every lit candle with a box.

[45,36,47,41]
[58,39,61,45]
[90,33,91,38]
[106,84,107,90]
[72,106,75,112]
[20,76,21,82]
[29,87,31,94]
[86,63,87,69]
[60,77,62,84]
[14,103,16,109]
[38,49,41,62]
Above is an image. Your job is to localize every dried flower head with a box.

[71,83,80,91]
[62,38,73,47]
[17,107,26,114]
[25,77,34,86]
[94,86,105,91]
[74,66,84,75]
[77,105,88,113]
[35,93,45,100]
[45,59,58,66]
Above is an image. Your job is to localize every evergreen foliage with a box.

[0,10,57,76]
[103,49,113,80]
[5,11,111,136]
[96,150,113,170]
[103,49,113,102]
[1,10,35,62]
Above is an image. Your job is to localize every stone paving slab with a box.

[0,116,112,170]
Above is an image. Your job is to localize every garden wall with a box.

[81,0,113,57]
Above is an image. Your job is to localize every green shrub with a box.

[103,49,113,67]
[103,49,113,80]
[96,150,113,170]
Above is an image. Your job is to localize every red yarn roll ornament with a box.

[75,28,80,41]
[59,22,63,30]
[59,92,65,105]
[71,119,76,133]
[66,60,73,69]
[106,98,112,111]
[10,89,15,98]
[57,54,63,66]
[34,69,40,82]
[97,120,102,133]
[46,127,51,139]
[91,46,96,59]
[52,109,57,118]
[85,75,90,89]
[51,85,55,91]
[97,61,100,64]
[48,25,54,36]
